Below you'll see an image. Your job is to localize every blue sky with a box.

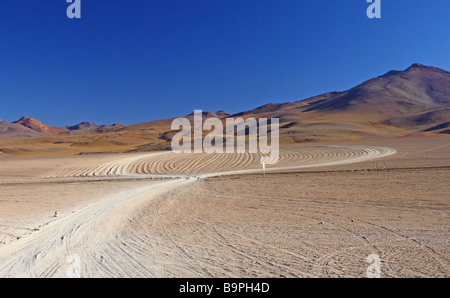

[0,0,449,126]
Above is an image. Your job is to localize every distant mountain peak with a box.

[0,119,44,138]
[410,63,427,68]
[13,116,65,135]
[14,116,37,123]
[187,111,217,117]
[67,122,99,131]
[406,63,449,74]
[215,110,232,118]
[13,116,42,125]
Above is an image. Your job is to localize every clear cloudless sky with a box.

[0,0,449,126]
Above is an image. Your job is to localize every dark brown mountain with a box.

[215,110,232,118]
[95,123,127,133]
[66,122,128,134]
[226,63,450,139]
[67,122,100,131]
[302,63,449,119]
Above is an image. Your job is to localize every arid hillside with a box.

[0,64,449,157]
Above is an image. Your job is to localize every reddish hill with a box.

[0,120,44,138]
[13,117,67,135]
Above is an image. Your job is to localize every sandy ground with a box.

[137,168,448,278]
[0,136,448,277]
[0,178,164,246]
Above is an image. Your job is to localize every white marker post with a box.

[262,162,266,177]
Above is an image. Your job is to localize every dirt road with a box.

[0,145,400,277]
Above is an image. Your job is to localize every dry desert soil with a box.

[0,135,448,277]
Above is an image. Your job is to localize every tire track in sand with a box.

[0,145,396,277]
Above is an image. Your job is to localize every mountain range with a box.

[0,117,127,138]
[0,63,449,156]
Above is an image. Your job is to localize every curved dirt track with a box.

[0,179,195,277]
[47,146,396,178]
[0,145,396,277]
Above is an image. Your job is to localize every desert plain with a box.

[0,135,448,277]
